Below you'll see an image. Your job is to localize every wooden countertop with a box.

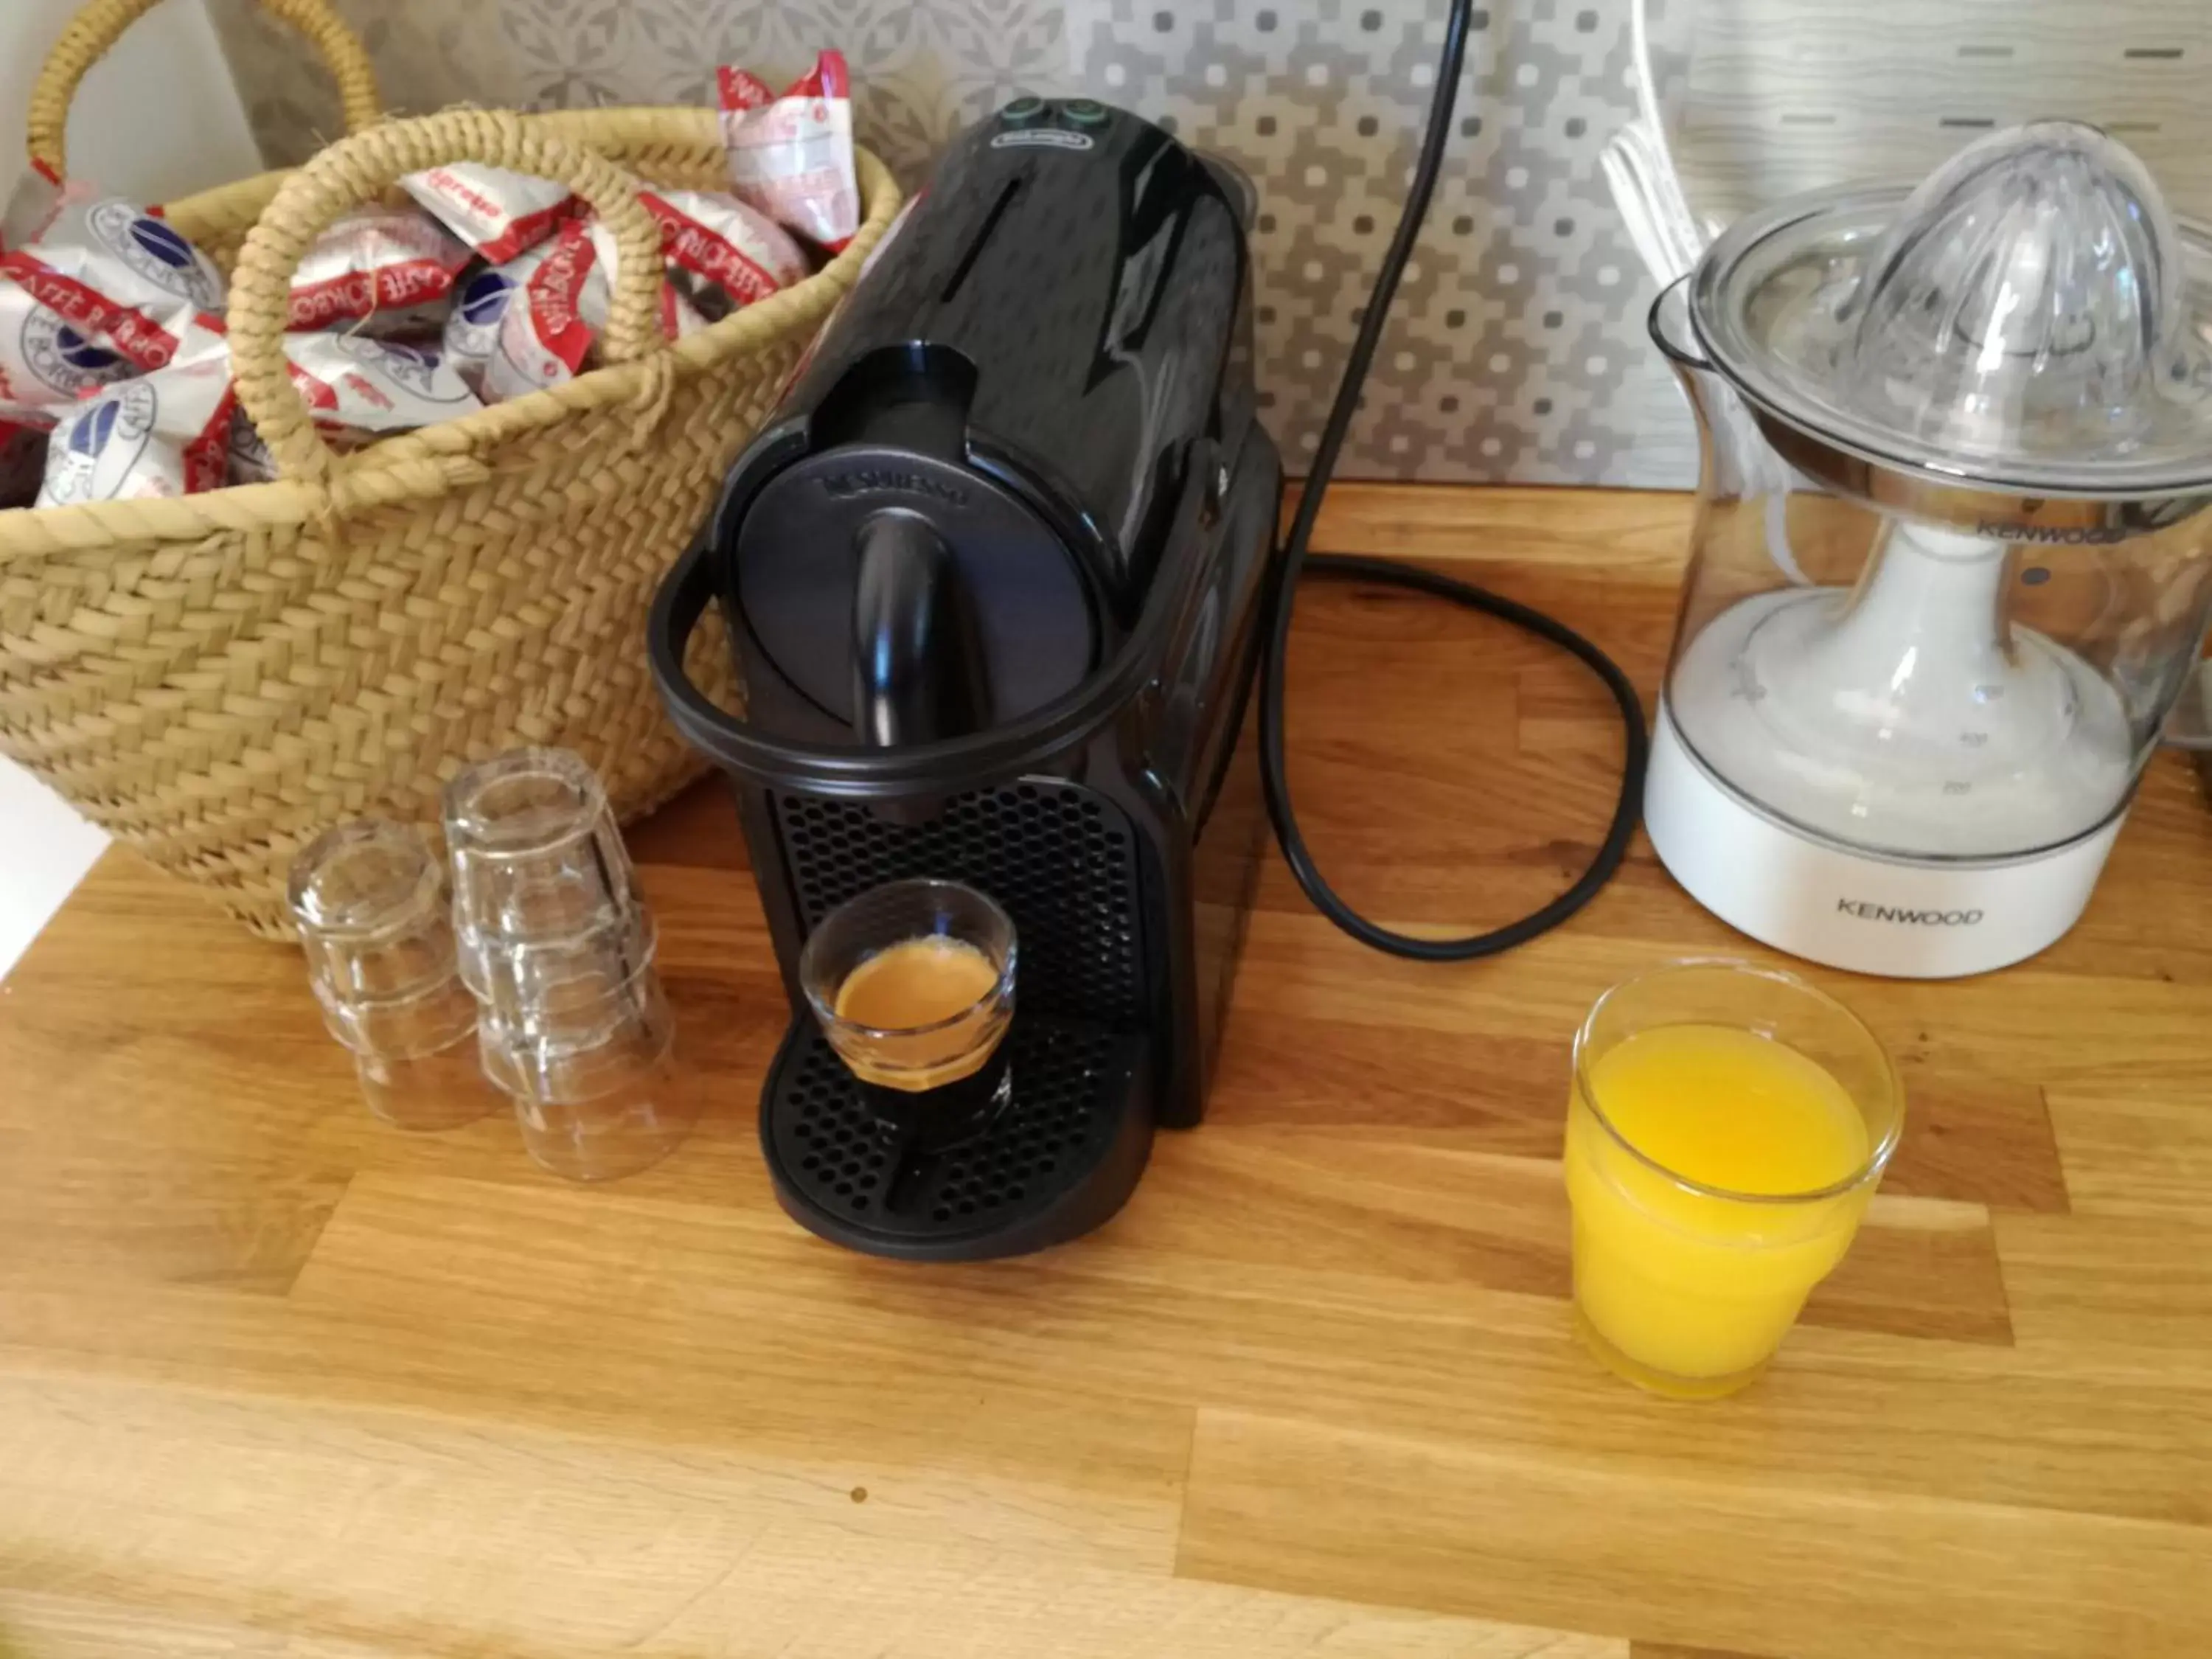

[4,484,2210,1659]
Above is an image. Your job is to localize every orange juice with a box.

[1564,1021,1877,1397]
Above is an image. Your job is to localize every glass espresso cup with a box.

[800,880,1017,1150]
[288,818,500,1133]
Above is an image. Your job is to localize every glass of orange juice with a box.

[1563,959,1903,1399]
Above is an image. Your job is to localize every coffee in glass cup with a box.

[801,880,1017,1148]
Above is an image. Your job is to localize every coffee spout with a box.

[851,510,989,749]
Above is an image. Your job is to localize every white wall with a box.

[0,0,260,976]
[0,0,260,204]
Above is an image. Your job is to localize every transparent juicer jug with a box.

[1645,121,2212,978]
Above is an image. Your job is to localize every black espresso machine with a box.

[650,100,1283,1259]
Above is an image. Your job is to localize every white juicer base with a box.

[1644,700,2123,978]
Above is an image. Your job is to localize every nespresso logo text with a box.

[1837,899,1985,927]
[818,470,969,505]
[1974,520,2124,545]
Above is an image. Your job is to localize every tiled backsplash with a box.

[1676,0,2212,223]
[203,0,2212,489]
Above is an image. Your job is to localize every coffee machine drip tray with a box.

[762,1017,1155,1261]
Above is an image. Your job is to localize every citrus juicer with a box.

[1646,120,2212,977]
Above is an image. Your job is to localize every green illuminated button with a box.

[1063,99,1110,127]
[1001,97,1046,125]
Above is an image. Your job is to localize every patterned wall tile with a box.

[1675,0,2212,220]
[201,0,1691,485]
[201,0,2212,487]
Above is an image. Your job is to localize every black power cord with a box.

[1259,0,1649,961]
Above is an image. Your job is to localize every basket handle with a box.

[27,0,383,184]
[229,108,669,487]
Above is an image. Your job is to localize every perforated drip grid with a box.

[774,783,1142,1026]
[765,1017,1144,1248]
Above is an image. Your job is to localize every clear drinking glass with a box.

[288,818,499,1132]
[445,746,695,1182]
[469,910,663,1041]
[481,964,684,1183]
[800,880,1017,1150]
[1562,959,1904,1399]
[443,747,641,990]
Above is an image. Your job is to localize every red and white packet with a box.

[585,220,712,341]
[400,164,582,264]
[0,187,226,420]
[282,331,484,434]
[716,51,860,251]
[639,188,809,308]
[0,296,137,425]
[31,319,477,503]
[479,218,710,403]
[481,222,598,403]
[288,206,473,333]
[441,239,550,394]
[35,326,234,507]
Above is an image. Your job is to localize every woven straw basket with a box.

[1,0,900,937]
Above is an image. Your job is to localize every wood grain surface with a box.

[4,484,2210,1658]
